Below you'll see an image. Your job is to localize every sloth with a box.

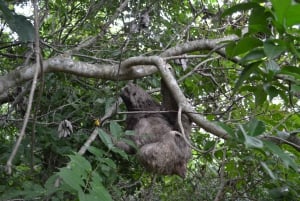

[118,82,191,178]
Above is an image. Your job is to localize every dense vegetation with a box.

[0,0,299,200]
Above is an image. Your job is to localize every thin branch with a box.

[214,148,227,201]
[69,0,130,53]
[6,0,41,174]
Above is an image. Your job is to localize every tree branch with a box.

[0,36,238,97]
[6,0,41,174]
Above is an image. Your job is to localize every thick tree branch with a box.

[0,36,238,97]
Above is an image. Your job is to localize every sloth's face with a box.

[121,83,160,111]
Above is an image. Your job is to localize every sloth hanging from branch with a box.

[116,70,192,178]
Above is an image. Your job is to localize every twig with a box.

[70,0,130,53]
[78,97,122,155]
[6,0,41,174]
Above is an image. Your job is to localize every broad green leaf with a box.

[266,60,280,73]
[265,85,280,101]
[69,153,92,172]
[234,61,261,93]
[121,138,137,149]
[98,129,113,149]
[58,168,83,192]
[271,0,291,26]
[90,182,113,201]
[260,162,277,180]
[264,41,286,59]
[216,122,235,136]
[291,84,300,94]
[247,119,266,136]
[226,37,262,57]
[87,146,105,157]
[101,157,117,169]
[111,147,128,160]
[249,6,270,34]
[239,125,264,148]
[279,66,300,82]
[240,49,265,64]
[288,42,300,59]
[284,4,300,27]
[263,140,299,171]
[78,171,112,201]
[0,0,35,42]
[110,121,122,137]
[254,86,267,106]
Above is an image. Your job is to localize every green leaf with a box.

[266,60,280,73]
[111,147,128,160]
[216,122,235,136]
[58,168,83,192]
[263,140,299,171]
[110,121,123,138]
[90,182,113,201]
[87,146,105,157]
[249,6,270,34]
[264,41,286,59]
[285,4,300,27]
[279,66,300,82]
[226,37,262,57]
[0,0,35,42]
[101,157,117,169]
[291,84,300,94]
[221,2,259,18]
[98,129,113,149]
[240,49,265,64]
[265,85,280,101]
[247,119,265,136]
[271,0,291,27]
[234,62,261,93]
[260,162,277,180]
[239,125,264,148]
[254,86,267,106]
[69,153,92,172]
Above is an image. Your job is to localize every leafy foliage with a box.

[0,0,300,200]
